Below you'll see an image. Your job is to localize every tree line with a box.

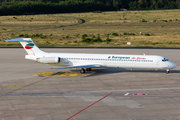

[129,0,180,10]
[0,0,180,15]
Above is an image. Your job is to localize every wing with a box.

[52,64,101,69]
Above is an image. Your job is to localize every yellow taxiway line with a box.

[31,72,81,77]
[1,72,81,97]
[7,85,21,88]
[0,76,53,97]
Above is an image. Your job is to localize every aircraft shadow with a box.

[71,68,180,77]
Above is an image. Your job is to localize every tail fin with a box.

[6,38,44,56]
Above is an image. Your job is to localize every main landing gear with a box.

[80,68,92,73]
[80,68,85,73]
[166,69,170,74]
[86,68,91,71]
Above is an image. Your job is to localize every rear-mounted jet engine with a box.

[36,57,60,64]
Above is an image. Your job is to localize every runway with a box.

[0,48,180,120]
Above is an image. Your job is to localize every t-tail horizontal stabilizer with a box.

[5,38,32,42]
[6,38,44,55]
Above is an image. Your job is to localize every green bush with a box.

[105,33,111,37]
[13,17,17,19]
[145,33,150,36]
[31,33,46,38]
[160,20,168,22]
[19,34,24,37]
[153,20,156,22]
[92,38,101,42]
[93,34,102,42]
[106,37,111,42]
[151,42,158,45]
[142,19,147,22]
[167,42,180,45]
[31,34,40,37]
[66,35,69,38]
[112,32,118,36]
[40,35,46,39]
[130,33,135,35]
[19,33,46,38]
[123,33,135,35]
[82,38,92,42]
[82,34,88,39]
[24,34,30,38]
[81,34,102,43]
[46,41,50,44]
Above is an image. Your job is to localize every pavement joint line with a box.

[2,87,180,97]
[83,87,180,93]
[0,75,53,97]
[66,92,112,120]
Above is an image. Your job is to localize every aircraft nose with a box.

[169,62,177,69]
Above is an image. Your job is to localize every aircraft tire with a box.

[86,68,92,71]
[80,68,85,73]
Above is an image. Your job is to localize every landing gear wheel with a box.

[166,69,170,74]
[86,68,92,71]
[80,68,85,73]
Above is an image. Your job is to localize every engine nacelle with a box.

[36,57,60,64]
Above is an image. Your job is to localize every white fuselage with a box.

[26,52,177,70]
[6,38,177,73]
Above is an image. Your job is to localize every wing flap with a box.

[52,64,101,69]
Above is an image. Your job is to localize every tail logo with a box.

[25,43,34,49]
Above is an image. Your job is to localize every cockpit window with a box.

[162,58,169,62]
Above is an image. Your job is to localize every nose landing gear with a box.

[166,69,170,74]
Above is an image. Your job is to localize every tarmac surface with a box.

[0,48,180,120]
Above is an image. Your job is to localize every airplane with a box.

[6,38,177,74]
